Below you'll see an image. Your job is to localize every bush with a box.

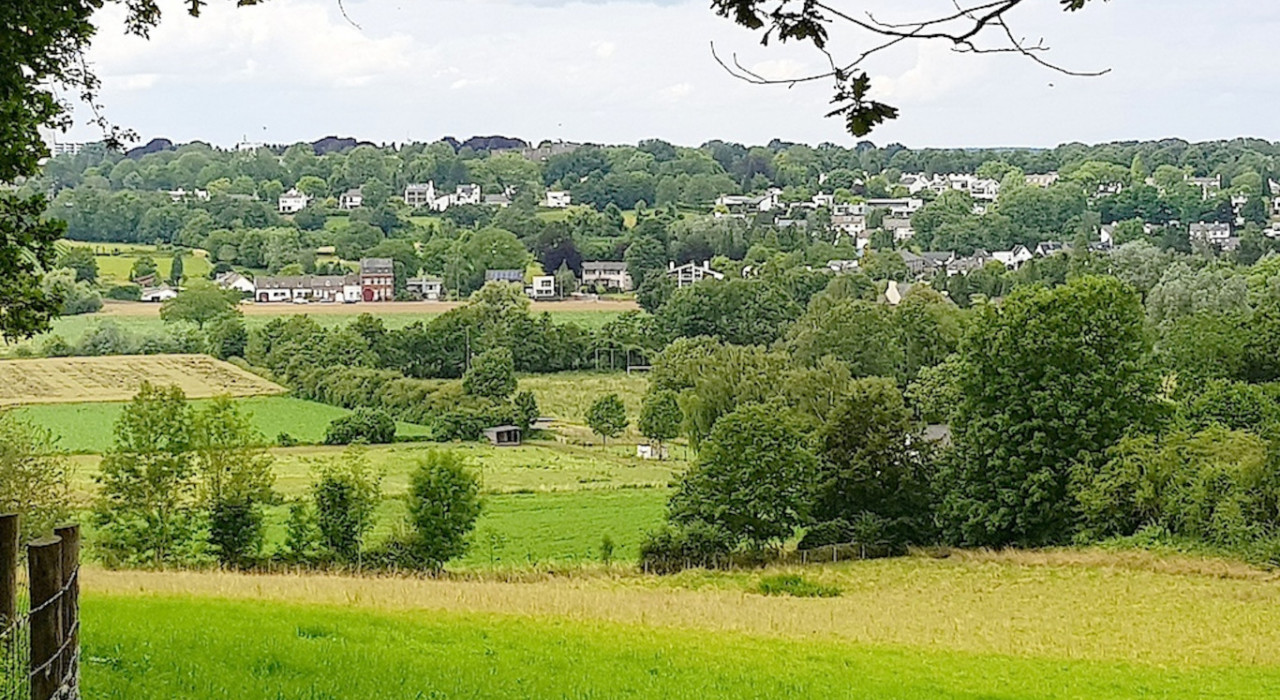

[208,499,264,568]
[105,284,142,301]
[600,535,615,564]
[276,432,298,447]
[754,574,841,598]
[311,448,382,561]
[1074,427,1280,551]
[638,522,735,574]
[324,408,396,445]
[401,451,482,570]
[798,520,852,550]
[280,499,320,564]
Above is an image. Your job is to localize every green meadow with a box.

[17,395,432,453]
[81,584,1280,699]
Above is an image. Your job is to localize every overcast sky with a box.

[52,0,1280,150]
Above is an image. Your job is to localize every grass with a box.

[80,549,1280,698]
[94,252,212,284]
[62,239,215,284]
[456,488,668,567]
[753,573,841,598]
[67,439,677,565]
[0,354,283,405]
[18,395,431,453]
[519,371,650,434]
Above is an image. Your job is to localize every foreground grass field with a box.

[20,395,433,452]
[81,550,1280,698]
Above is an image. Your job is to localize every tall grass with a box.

[81,593,1280,698]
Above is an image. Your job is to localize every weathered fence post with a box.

[54,524,80,692]
[0,514,17,630]
[28,535,64,700]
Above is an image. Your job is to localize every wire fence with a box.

[0,516,80,700]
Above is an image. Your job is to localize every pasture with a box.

[0,354,283,405]
[66,439,679,564]
[21,395,432,453]
[60,241,214,283]
[80,550,1280,698]
[520,371,651,440]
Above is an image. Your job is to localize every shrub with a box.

[600,535,615,564]
[324,408,396,445]
[311,448,382,562]
[105,284,142,301]
[798,519,852,550]
[276,432,298,448]
[402,451,482,570]
[463,347,517,399]
[208,500,264,568]
[638,522,735,574]
[280,499,320,564]
[754,574,841,598]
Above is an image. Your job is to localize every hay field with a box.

[0,354,284,405]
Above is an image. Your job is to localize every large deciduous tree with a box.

[668,402,818,550]
[941,276,1157,547]
[3,0,261,339]
[94,382,198,566]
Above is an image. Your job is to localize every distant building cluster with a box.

[275,181,570,214]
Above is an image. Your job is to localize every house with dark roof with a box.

[360,258,394,302]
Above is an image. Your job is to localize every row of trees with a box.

[92,383,481,570]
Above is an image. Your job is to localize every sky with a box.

[50,0,1280,150]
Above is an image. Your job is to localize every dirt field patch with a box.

[0,354,285,405]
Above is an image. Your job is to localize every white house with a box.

[167,188,209,203]
[454,184,482,206]
[1188,175,1222,199]
[1024,172,1060,188]
[865,198,924,216]
[278,188,310,214]
[543,190,572,208]
[581,261,633,291]
[527,275,556,299]
[215,271,256,296]
[140,285,178,303]
[992,245,1034,269]
[884,217,915,242]
[1190,222,1232,245]
[403,183,437,209]
[406,276,444,301]
[667,261,724,288]
[338,189,363,210]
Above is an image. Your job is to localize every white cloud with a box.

[748,59,810,82]
[661,82,694,101]
[593,41,616,59]
[56,0,1280,148]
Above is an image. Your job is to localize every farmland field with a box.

[0,354,283,405]
[59,241,214,283]
[21,395,433,453]
[66,439,678,562]
[80,550,1280,698]
[520,371,650,440]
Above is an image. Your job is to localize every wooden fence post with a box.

[28,535,63,700]
[0,514,16,630]
[54,524,80,691]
